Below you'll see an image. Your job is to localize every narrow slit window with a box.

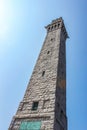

[60,109,64,119]
[51,26,53,30]
[32,101,39,111]
[48,27,50,31]
[51,38,55,41]
[61,110,63,114]
[42,71,45,76]
[54,24,57,28]
[47,51,50,54]
[51,38,53,41]
[58,23,60,27]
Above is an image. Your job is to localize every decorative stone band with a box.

[14,113,52,119]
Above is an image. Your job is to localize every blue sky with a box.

[0,0,87,130]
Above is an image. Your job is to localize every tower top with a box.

[45,17,69,38]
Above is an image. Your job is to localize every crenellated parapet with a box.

[45,17,69,39]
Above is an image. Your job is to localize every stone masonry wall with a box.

[54,24,67,130]
[9,18,68,130]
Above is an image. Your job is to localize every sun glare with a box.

[0,0,5,18]
[0,0,14,55]
[0,0,11,39]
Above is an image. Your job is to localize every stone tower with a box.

[9,17,68,130]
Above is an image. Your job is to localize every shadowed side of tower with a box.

[9,17,68,130]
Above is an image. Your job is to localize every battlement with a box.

[45,17,69,38]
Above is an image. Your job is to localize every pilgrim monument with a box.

[9,17,68,130]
